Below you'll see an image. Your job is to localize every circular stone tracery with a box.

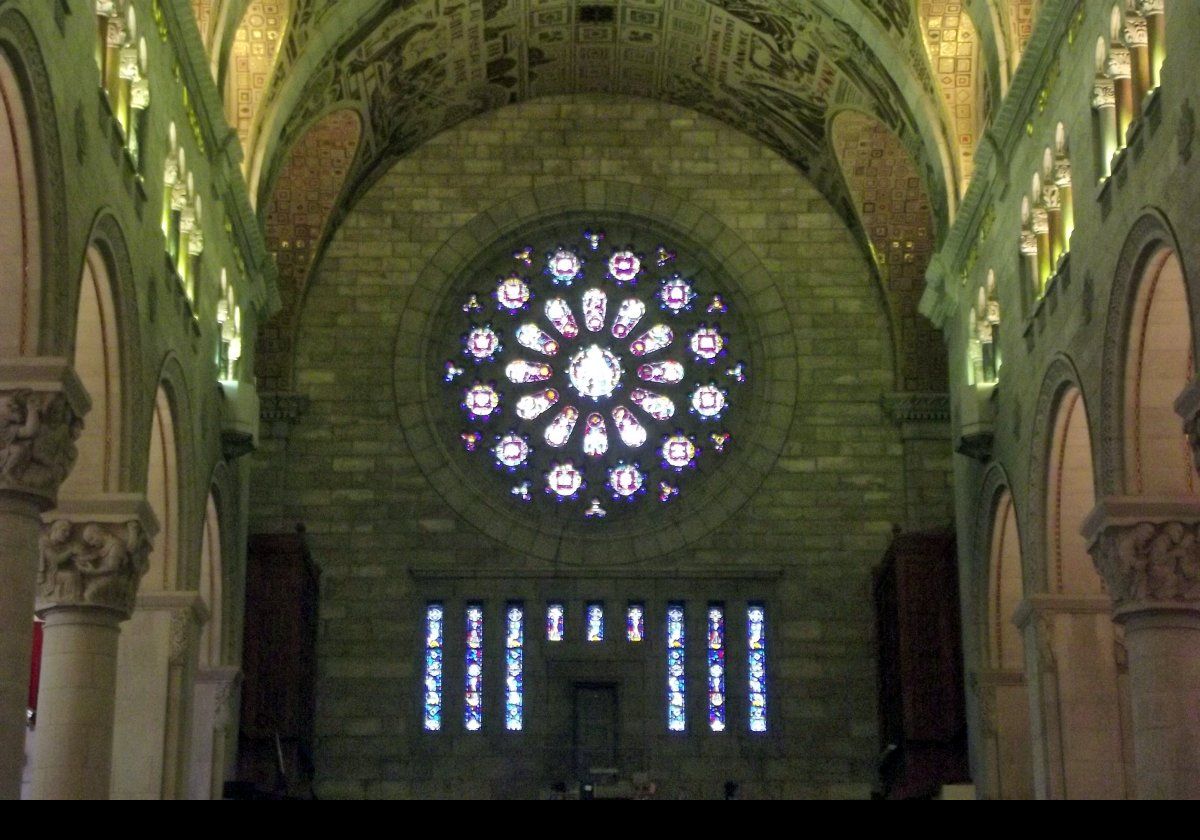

[438,220,747,521]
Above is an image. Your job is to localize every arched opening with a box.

[60,245,123,496]
[146,385,180,590]
[1028,385,1131,798]
[198,493,222,668]
[0,50,41,356]
[981,489,1032,799]
[1124,249,1195,495]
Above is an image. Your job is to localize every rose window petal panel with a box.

[439,221,745,520]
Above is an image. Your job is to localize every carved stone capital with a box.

[130,76,150,110]
[1019,229,1038,256]
[1136,0,1164,16]
[1084,498,1200,613]
[1123,17,1149,49]
[1053,156,1073,187]
[118,45,139,81]
[1041,184,1062,211]
[0,359,90,508]
[1093,78,1117,109]
[105,17,126,48]
[1030,207,1049,235]
[1107,46,1132,79]
[37,495,158,619]
[95,0,118,16]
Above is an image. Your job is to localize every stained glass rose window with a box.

[441,224,745,520]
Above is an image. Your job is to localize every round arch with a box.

[1100,211,1197,495]
[142,357,195,592]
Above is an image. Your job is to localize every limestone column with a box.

[1053,155,1074,247]
[1085,498,1200,799]
[1124,15,1151,113]
[1030,206,1051,291]
[0,359,88,800]
[1093,78,1118,178]
[1108,46,1134,146]
[1042,183,1064,271]
[1014,595,1129,799]
[1020,228,1040,301]
[29,495,157,800]
[1137,0,1165,88]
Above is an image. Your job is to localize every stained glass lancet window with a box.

[586,602,605,642]
[464,604,484,731]
[423,603,444,731]
[748,604,767,733]
[547,602,564,641]
[505,604,523,732]
[441,223,745,520]
[627,603,645,642]
[667,604,686,732]
[707,605,726,732]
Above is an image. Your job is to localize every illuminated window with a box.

[422,604,443,731]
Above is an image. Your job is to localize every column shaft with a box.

[0,495,41,800]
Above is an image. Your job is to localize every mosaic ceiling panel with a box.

[255,0,947,234]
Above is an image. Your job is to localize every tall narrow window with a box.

[464,604,484,731]
[423,603,444,731]
[505,604,523,732]
[748,604,767,732]
[667,603,686,732]
[707,605,726,732]
[547,602,565,641]
[626,603,645,642]
[586,602,605,642]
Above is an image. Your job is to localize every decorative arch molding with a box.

[1099,209,1195,496]
[142,353,197,592]
[0,8,69,357]
[1025,354,1098,594]
[394,179,798,564]
[972,462,1020,619]
[203,457,240,667]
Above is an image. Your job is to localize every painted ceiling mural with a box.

[247,0,955,236]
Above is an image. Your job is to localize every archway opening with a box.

[1125,248,1195,495]
[0,50,40,355]
[146,384,180,590]
[982,489,1032,799]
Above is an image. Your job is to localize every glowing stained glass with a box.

[516,324,560,356]
[584,230,605,251]
[655,246,676,267]
[544,407,580,448]
[711,432,731,453]
[708,606,726,732]
[444,361,464,382]
[690,384,727,419]
[608,463,645,498]
[512,481,532,501]
[463,295,484,313]
[513,246,534,266]
[544,298,580,339]
[608,250,641,284]
[461,432,482,452]
[668,605,686,732]
[506,360,554,384]
[494,434,530,469]
[463,384,501,419]
[749,605,767,732]
[515,388,559,421]
[568,345,623,399]
[585,498,607,518]
[587,603,605,642]
[611,406,648,448]
[582,288,607,332]
[627,604,645,642]
[546,461,583,499]
[726,362,746,383]
[659,482,679,503]
[629,324,673,356]
[464,605,484,731]
[547,604,565,641]
[496,275,531,311]
[423,604,444,731]
[465,326,501,361]
[662,434,697,470]
[548,248,582,284]
[637,361,685,385]
[659,277,697,313]
[611,298,646,339]
[690,326,726,362]
[505,605,523,732]
[583,413,609,458]
[707,295,728,314]
[630,388,675,422]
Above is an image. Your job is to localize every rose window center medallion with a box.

[440,223,745,520]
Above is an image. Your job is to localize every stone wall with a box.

[251,95,955,798]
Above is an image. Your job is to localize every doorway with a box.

[573,683,618,779]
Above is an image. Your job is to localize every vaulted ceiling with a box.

[240,0,956,237]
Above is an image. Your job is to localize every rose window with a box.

[441,224,745,519]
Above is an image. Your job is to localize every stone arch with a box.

[0,11,68,357]
[393,179,798,564]
[142,357,194,592]
[1100,211,1196,496]
[972,466,1033,800]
